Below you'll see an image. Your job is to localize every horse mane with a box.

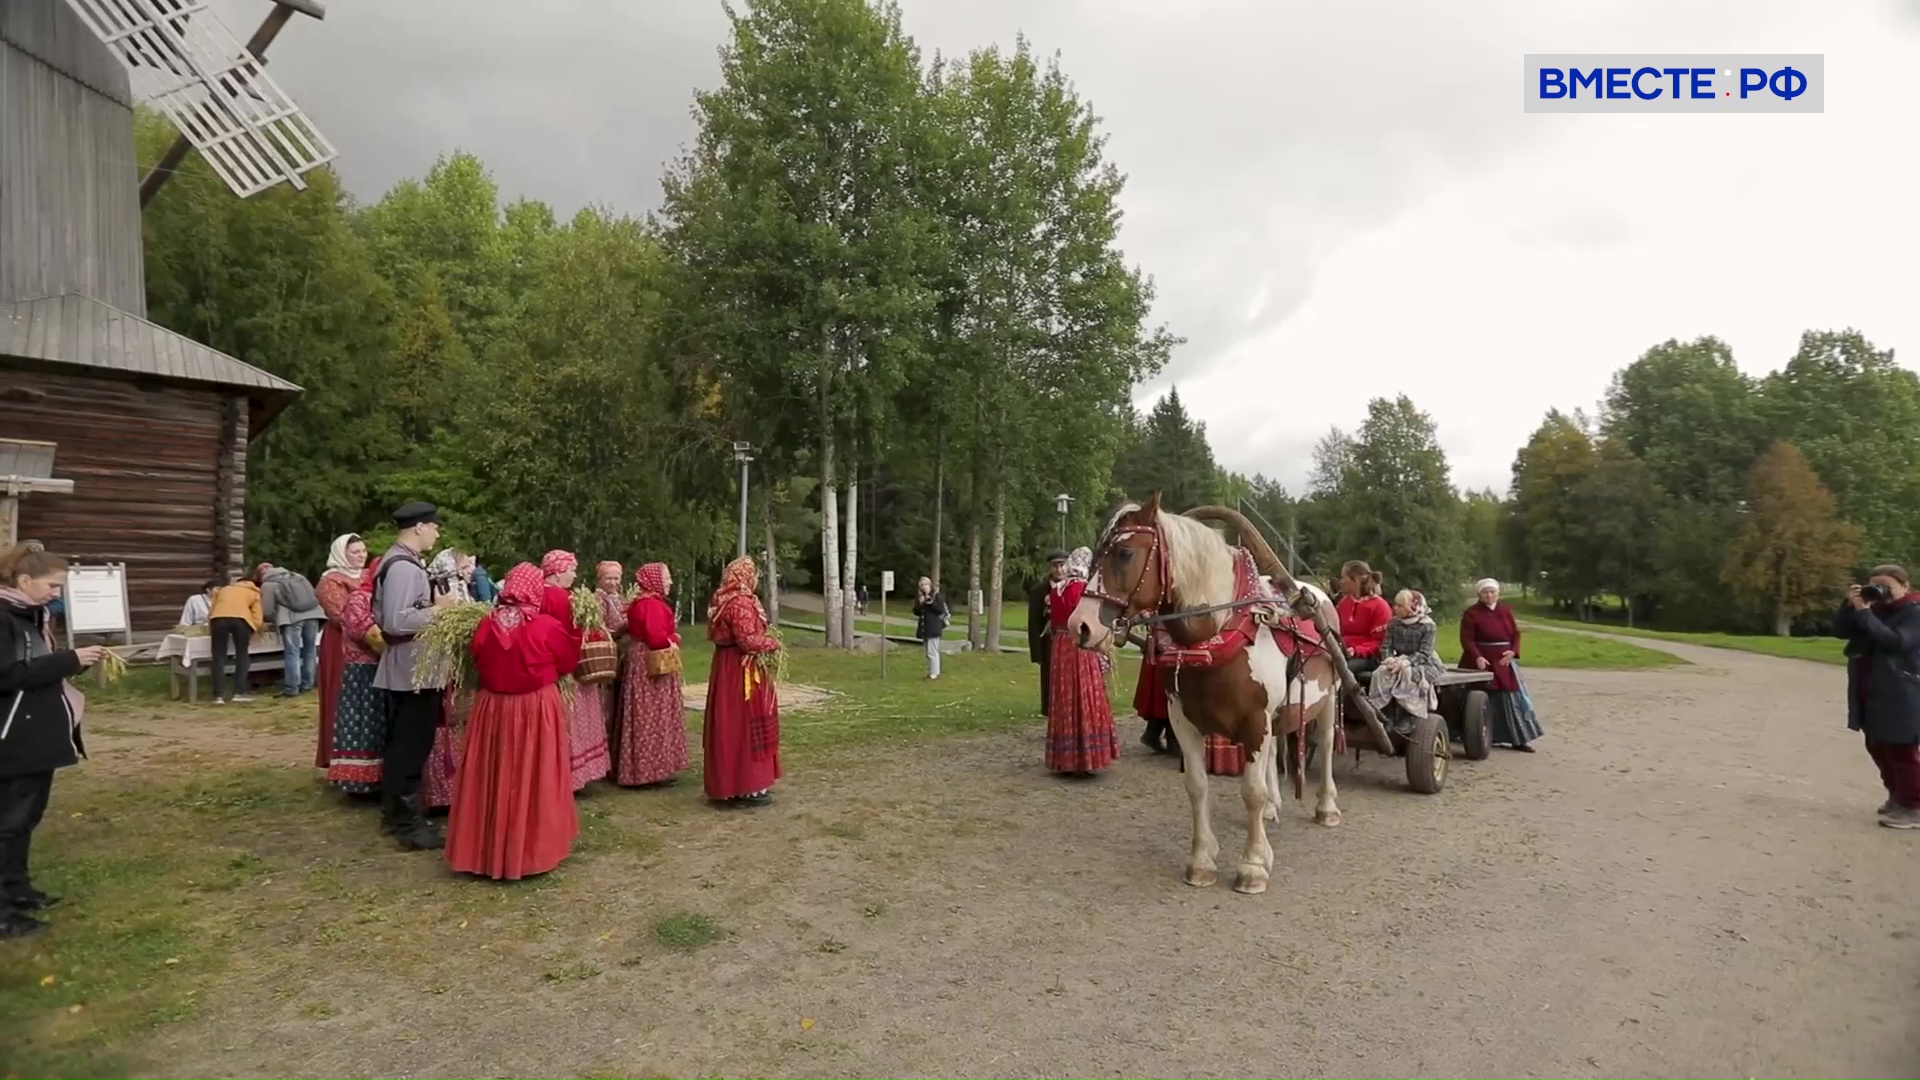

[1153,508,1236,631]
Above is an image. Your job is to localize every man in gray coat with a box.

[373,501,455,850]
[258,564,325,697]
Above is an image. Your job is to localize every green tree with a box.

[1316,396,1467,599]
[658,0,936,646]
[1760,329,1920,568]
[1601,336,1765,507]
[1507,410,1595,606]
[1113,388,1222,511]
[138,114,405,574]
[1723,441,1862,635]
[1565,440,1665,624]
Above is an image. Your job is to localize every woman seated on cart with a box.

[1366,589,1445,729]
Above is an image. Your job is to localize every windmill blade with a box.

[61,0,337,199]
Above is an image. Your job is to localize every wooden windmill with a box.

[0,0,335,632]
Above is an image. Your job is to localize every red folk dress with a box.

[314,571,358,769]
[444,611,582,881]
[1458,602,1522,693]
[1046,579,1118,774]
[1336,594,1393,659]
[617,594,689,786]
[703,595,782,800]
[545,584,612,789]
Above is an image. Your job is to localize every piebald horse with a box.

[1069,496,1388,895]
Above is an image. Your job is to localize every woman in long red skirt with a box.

[314,533,367,769]
[542,550,612,789]
[617,562,689,786]
[446,563,581,881]
[703,556,783,808]
[1047,547,1118,776]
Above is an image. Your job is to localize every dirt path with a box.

[131,643,1918,1079]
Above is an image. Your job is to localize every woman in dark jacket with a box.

[1834,563,1920,830]
[0,544,103,938]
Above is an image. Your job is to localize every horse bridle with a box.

[1083,523,1170,636]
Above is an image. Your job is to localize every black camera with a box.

[1861,582,1892,603]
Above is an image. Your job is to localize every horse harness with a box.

[1088,520,1337,797]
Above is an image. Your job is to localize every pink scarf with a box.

[0,585,85,729]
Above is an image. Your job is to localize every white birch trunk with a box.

[966,521,983,650]
[842,444,859,648]
[820,428,844,649]
[986,487,1007,651]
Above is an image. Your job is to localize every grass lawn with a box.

[1508,600,1843,666]
[1,621,1675,1076]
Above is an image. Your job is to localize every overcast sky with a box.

[209,0,1920,493]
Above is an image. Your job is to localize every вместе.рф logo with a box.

[1523,54,1823,113]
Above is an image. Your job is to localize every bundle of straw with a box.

[571,587,607,635]
[753,626,789,685]
[413,601,491,690]
[97,649,129,684]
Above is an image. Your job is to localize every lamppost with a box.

[1054,492,1074,552]
[733,442,755,559]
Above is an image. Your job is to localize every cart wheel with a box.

[1461,689,1492,762]
[1406,712,1449,794]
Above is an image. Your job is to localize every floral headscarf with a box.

[489,563,547,643]
[542,550,578,578]
[1399,590,1432,625]
[707,555,759,623]
[324,534,364,580]
[1065,546,1093,581]
[637,562,670,600]
[596,561,624,591]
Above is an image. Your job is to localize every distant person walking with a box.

[1836,564,1920,829]
[912,576,950,680]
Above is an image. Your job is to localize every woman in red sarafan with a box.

[314,533,367,770]
[1334,559,1391,676]
[324,553,388,794]
[445,563,581,880]
[1047,547,1118,776]
[618,562,689,787]
[542,549,612,789]
[703,556,783,807]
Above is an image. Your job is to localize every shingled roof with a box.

[0,292,302,434]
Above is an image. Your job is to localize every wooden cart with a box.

[1339,668,1495,794]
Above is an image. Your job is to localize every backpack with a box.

[275,570,319,614]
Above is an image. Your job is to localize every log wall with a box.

[2,365,233,633]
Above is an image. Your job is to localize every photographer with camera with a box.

[1834,563,1920,830]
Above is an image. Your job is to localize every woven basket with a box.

[576,634,618,684]
[644,644,682,678]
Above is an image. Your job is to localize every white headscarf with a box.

[1066,546,1093,581]
[1475,578,1501,607]
[323,534,363,580]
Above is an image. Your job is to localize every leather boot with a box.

[393,794,445,851]
[378,793,404,836]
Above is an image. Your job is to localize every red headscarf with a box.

[637,562,670,600]
[707,555,759,624]
[542,550,577,578]
[490,562,548,643]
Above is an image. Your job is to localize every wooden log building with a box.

[0,0,302,635]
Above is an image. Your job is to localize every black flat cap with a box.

[1047,550,1069,563]
[392,501,440,529]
